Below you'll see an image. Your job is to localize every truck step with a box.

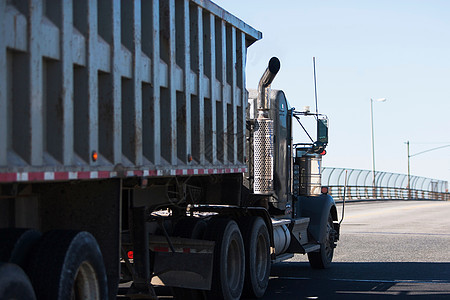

[302,243,320,253]
[271,218,291,227]
[272,253,294,264]
[289,217,310,247]
[272,217,310,228]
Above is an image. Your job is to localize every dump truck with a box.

[0,0,339,299]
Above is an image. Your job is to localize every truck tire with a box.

[27,230,108,300]
[173,217,207,239]
[0,262,37,300]
[0,228,41,267]
[308,213,334,269]
[205,218,245,300]
[172,218,208,299]
[239,216,270,298]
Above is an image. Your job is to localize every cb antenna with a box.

[313,57,319,120]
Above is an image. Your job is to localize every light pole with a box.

[406,140,411,199]
[370,97,386,198]
[405,142,450,199]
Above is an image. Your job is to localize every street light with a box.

[405,141,450,199]
[370,97,386,198]
[406,140,411,199]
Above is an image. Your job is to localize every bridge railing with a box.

[322,167,449,201]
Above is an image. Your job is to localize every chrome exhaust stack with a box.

[257,57,281,116]
[253,57,280,195]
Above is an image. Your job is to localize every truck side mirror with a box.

[317,118,328,145]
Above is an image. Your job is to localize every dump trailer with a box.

[0,0,339,299]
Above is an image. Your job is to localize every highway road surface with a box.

[263,200,450,299]
[152,200,450,299]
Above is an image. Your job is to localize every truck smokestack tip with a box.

[257,57,281,111]
[268,57,280,76]
[260,57,280,88]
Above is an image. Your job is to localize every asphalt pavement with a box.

[262,200,450,299]
[153,200,450,299]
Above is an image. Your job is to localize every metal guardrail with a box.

[322,167,449,201]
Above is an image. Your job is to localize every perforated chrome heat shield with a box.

[253,118,274,194]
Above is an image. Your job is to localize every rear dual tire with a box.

[0,262,36,300]
[0,228,41,266]
[240,216,271,298]
[27,230,108,300]
[172,218,208,299]
[172,217,271,299]
[205,218,245,300]
[172,217,246,300]
[0,228,40,300]
[0,229,107,300]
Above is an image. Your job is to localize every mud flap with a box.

[151,251,214,290]
[149,236,215,290]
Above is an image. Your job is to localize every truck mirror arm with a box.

[292,112,328,154]
[293,114,315,144]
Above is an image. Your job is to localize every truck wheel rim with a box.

[256,233,269,281]
[324,218,334,262]
[71,261,100,300]
[227,237,242,291]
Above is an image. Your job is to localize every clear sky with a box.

[214,0,450,185]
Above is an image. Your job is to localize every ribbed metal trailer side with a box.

[0,0,261,177]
